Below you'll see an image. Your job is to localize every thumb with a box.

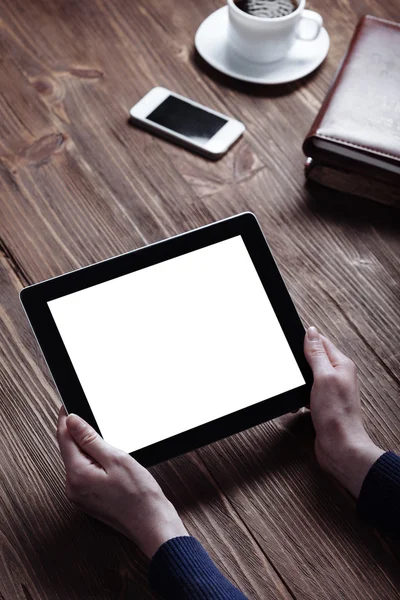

[304,327,332,378]
[66,414,113,469]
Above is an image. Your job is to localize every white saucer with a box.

[194,6,330,85]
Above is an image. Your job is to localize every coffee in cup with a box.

[234,0,298,19]
[227,0,323,64]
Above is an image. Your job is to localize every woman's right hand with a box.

[304,327,385,498]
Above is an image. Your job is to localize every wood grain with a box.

[0,0,399,598]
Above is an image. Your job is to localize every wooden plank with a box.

[152,455,295,599]
[0,0,222,281]
[197,419,400,599]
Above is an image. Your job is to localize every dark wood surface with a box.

[0,0,399,598]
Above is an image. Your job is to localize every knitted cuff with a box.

[149,536,247,599]
[357,451,400,537]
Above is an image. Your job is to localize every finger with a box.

[66,414,115,469]
[304,327,333,377]
[57,407,92,471]
[321,335,349,368]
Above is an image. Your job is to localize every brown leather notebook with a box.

[303,15,400,207]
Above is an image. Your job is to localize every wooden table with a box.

[1,0,399,598]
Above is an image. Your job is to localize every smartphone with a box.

[129,87,245,159]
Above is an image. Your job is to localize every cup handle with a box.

[296,10,323,41]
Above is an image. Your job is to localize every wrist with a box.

[340,441,385,499]
[317,436,385,498]
[142,517,189,560]
[128,493,189,559]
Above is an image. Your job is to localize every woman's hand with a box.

[57,407,188,558]
[304,327,385,498]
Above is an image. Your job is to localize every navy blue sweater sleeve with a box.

[149,452,400,598]
[149,536,248,599]
[357,451,400,537]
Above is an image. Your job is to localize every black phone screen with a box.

[147,95,227,143]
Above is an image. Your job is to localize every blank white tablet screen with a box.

[48,236,305,453]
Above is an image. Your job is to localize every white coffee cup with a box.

[227,0,323,64]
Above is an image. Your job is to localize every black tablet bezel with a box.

[21,213,312,466]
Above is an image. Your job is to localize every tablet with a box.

[21,213,312,466]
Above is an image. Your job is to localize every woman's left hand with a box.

[57,407,188,558]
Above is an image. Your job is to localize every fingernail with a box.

[307,326,320,341]
[66,413,87,434]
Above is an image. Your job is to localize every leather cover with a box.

[305,159,400,207]
[303,15,400,207]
